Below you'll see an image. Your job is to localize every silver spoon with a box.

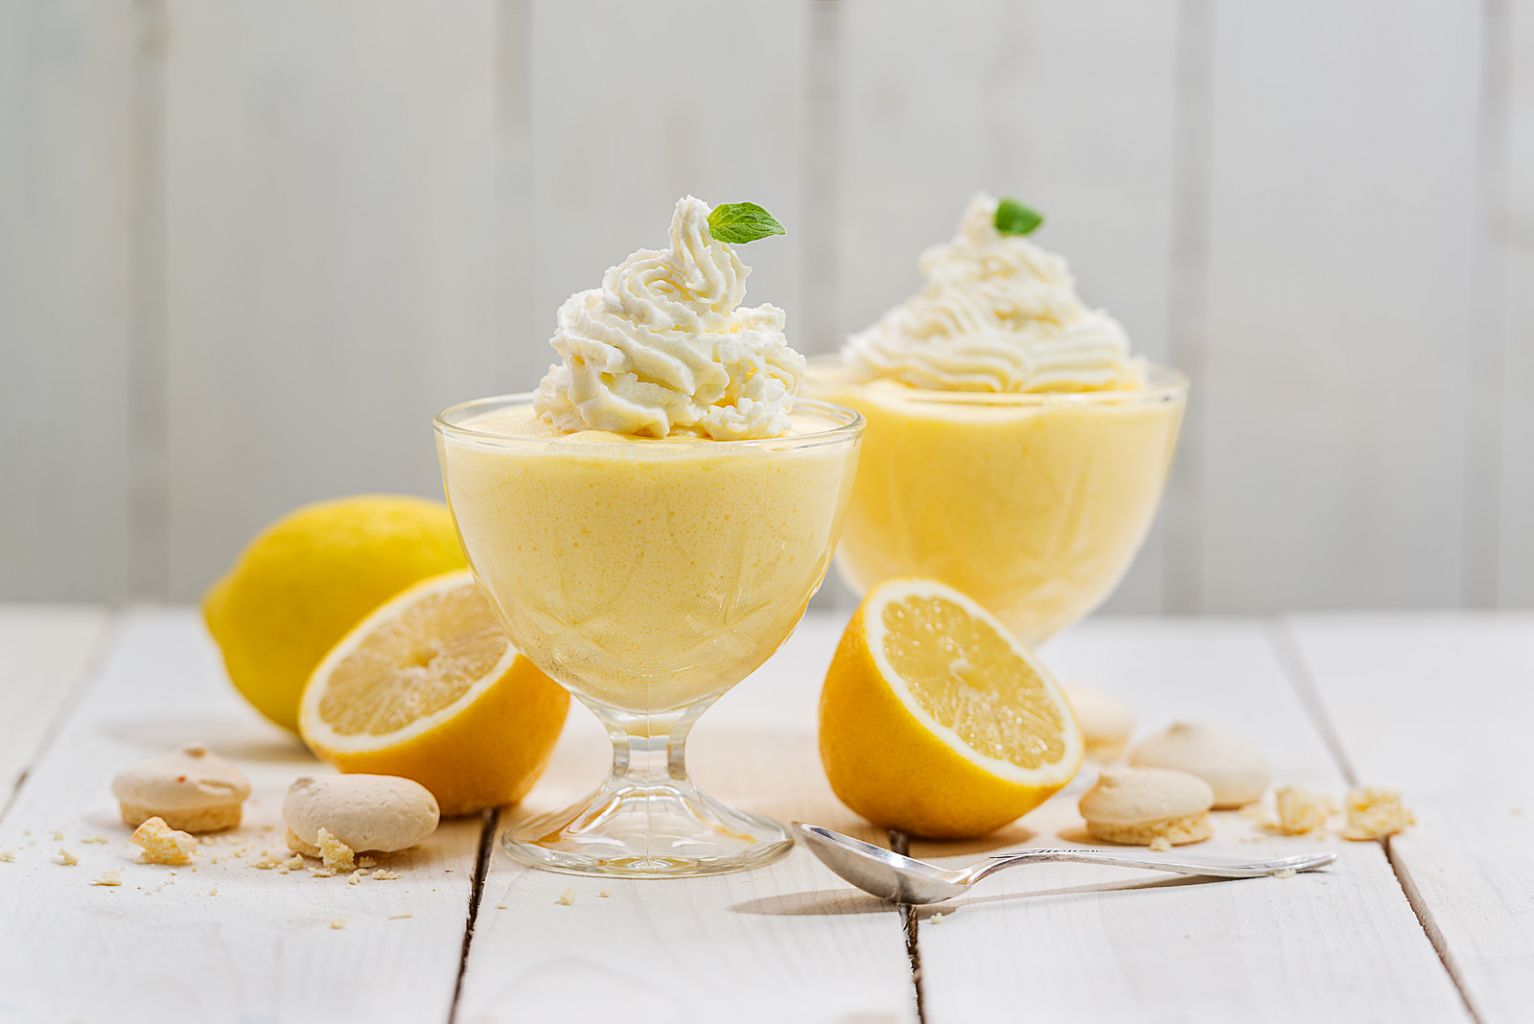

[794,822,1337,905]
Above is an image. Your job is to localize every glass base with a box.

[503,779,793,878]
[501,697,792,878]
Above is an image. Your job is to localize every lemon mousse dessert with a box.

[812,194,1186,644]
[436,197,862,877]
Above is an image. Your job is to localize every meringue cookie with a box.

[283,775,439,855]
[1078,766,1214,846]
[112,742,251,833]
[1063,685,1135,761]
[1130,722,1270,808]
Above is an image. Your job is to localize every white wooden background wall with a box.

[2,0,1531,611]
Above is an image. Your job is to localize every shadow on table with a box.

[911,873,1214,919]
[94,715,309,763]
[730,888,897,917]
[733,861,1225,919]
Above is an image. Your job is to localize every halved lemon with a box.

[819,578,1083,838]
[299,570,568,816]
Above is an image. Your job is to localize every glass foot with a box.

[503,778,793,878]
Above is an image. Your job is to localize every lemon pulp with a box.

[319,584,508,736]
[880,594,1067,770]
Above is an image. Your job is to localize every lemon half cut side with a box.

[300,570,568,816]
[819,577,1083,838]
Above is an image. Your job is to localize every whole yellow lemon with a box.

[203,495,466,732]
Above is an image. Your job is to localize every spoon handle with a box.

[963,848,1336,884]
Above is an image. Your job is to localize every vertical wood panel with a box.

[0,0,139,600]
[524,0,808,386]
[160,0,501,600]
[1196,1,1483,611]
[837,0,1183,614]
[1498,1,1534,605]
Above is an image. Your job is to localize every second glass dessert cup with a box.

[435,395,863,878]
[809,362,1187,647]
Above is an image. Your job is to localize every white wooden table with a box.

[1,606,1529,1023]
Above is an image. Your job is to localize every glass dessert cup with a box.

[807,361,1186,647]
[434,395,863,878]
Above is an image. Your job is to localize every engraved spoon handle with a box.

[962,848,1336,885]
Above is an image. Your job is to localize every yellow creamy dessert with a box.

[436,197,861,876]
[813,194,1185,644]
[440,405,856,712]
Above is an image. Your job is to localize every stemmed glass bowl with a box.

[808,362,1186,646]
[435,394,863,877]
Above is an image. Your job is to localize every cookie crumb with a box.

[131,817,197,866]
[1342,788,1414,841]
[316,828,356,871]
[495,902,509,910]
[56,848,80,866]
[1268,787,1334,836]
[0,850,16,863]
[1273,868,1297,879]
[80,835,109,845]
[91,868,123,886]
[284,854,305,871]
[251,853,284,870]
[388,913,413,920]
[347,871,362,886]
[1149,836,1172,852]
[929,912,945,925]
[357,856,377,869]
[310,867,337,878]
[555,888,576,906]
[597,889,612,898]
[371,869,400,881]
[207,886,219,896]
[49,830,64,841]
[329,918,346,930]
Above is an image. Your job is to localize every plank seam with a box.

[449,807,500,1024]
[127,0,170,600]
[0,610,122,825]
[1463,0,1513,606]
[1266,619,1360,785]
[889,829,926,1024]
[1270,617,1485,1024]
[802,0,843,355]
[1161,0,1215,614]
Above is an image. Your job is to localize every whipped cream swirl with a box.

[534,196,805,439]
[844,194,1140,393]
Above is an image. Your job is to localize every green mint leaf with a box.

[707,202,786,244]
[994,197,1045,236]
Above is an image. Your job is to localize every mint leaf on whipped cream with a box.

[707,202,785,244]
[994,198,1044,236]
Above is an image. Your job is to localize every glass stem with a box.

[600,698,714,790]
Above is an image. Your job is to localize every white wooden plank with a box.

[526,0,808,374]
[457,616,918,1024]
[1497,1,1534,606]
[0,610,483,1023]
[160,0,502,601]
[0,605,112,811]
[1196,1,1483,611]
[0,0,138,601]
[1288,613,1534,1024]
[837,0,1182,614]
[909,620,1468,1023]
